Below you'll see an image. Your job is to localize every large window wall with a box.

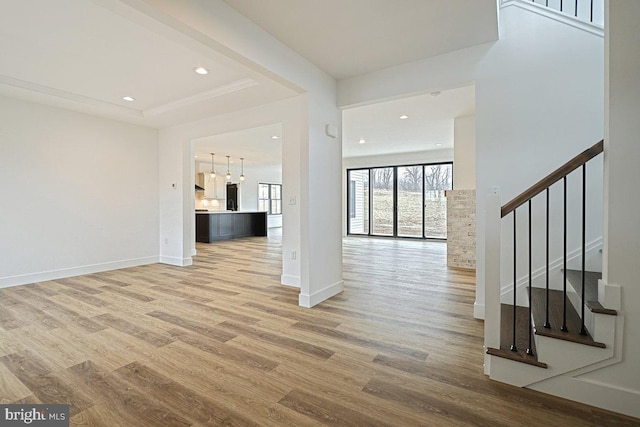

[347,162,452,239]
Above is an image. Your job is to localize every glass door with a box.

[424,164,452,239]
[397,165,424,237]
[371,167,394,236]
[347,162,452,240]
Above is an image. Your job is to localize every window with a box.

[346,162,452,239]
[259,183,282,215]
[349,180,356,218]
[347,170,369,234]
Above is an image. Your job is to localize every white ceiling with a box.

[223,0,498,79]
[193,123,283,170]
[0,0,299,128]
[342,85,475,158]
[192,85,477,166]
[1,1,486,161]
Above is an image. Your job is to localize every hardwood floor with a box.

[1,233,638,426]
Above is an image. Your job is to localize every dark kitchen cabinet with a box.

[195,212,268,243]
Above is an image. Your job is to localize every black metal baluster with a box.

[545,188,551,328]
[562,176,568,332]
[580,164,588,335]
[511,210,518,352]
[590,0,594,22]
[546,0,549,6]
[575,0,579,16]
[560,0,564,12]
[527,200,534,355]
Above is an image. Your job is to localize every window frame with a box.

[346,161,453,240]
[258,183,282,215]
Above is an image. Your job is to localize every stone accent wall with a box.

[446,190,476,270]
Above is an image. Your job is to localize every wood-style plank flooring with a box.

[1,232,638,426]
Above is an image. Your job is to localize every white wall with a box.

[474,5,604,315]
[453,115,476,190]
[343,148,453,170]
[0,95,159,287]
[578,0,640,412]
[338,43,486,109]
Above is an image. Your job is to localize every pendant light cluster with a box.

[208,154,247,182]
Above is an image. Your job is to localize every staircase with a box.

[483,140,621,388]
[501,0,604,35]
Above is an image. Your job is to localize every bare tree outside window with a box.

[372,167,394,235]
[400,166,423,191]
[374,168,393,190]
[425,165,451,197]
[347,163,452,239]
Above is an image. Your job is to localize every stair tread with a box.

[564,270,617,315]
[487,304,547,368]
[531,288,606,348]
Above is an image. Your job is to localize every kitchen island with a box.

[195,211,268,242]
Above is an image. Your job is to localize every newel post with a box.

[484,191,502,375]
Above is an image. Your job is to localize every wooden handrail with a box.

[501,140,604,217]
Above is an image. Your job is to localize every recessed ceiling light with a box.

[122,96,135,102]
[271,135,279,140]
[194,67,209,75]
[436,143,442,146]
[359,138,366,144]
[399,115,409,120]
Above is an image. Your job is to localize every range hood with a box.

[195,173,205,191]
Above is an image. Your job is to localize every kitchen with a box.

[193,124,283,243]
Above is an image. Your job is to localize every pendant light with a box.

[226,156,231,180]
[240,157,245,181]
[209,153,216,179]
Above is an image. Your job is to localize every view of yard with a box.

[349,164,450,239]
[371,189,447,238]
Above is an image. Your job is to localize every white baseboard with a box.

[530,375,640,419]
[280,274,301,288]
[0,256,160,289]
[474,302,485,319]
[299,280,344,308]
[159,256,193,267]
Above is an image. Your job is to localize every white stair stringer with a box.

[527,314,636,418]
[488,330,614,387]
